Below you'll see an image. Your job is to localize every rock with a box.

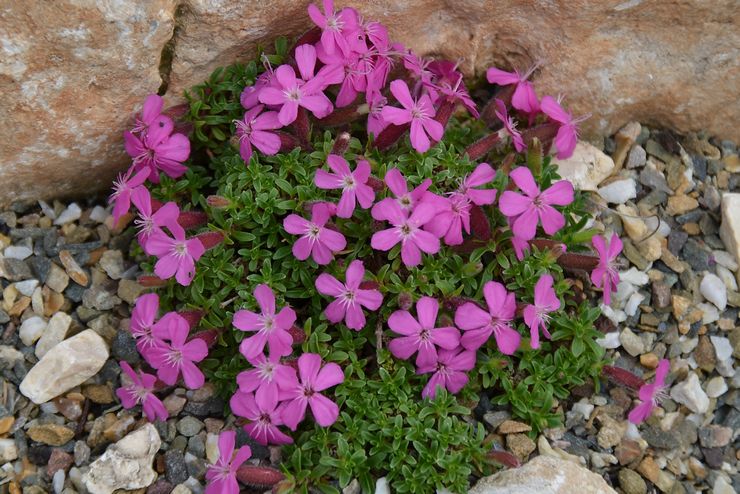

[117,279,145,304]
[698,425,732,448]
[713,477,736,494]
[552,141,614,190]
[666,195,699,216]
[612,122,641,169]
[469,455,616,494]
[58,250,88,287]
[506,433,536,460]
[615,440,643,466]
[99,250,124,280]
[620,328,645,357]
[15,278,39,296]
[375,477,390,494]
[670,372,710,414]
[83,384,115,404]
[0,345,24,369]
[165,449,188,485]
[82,285,121,311]
[45,263,70,293]
[710,336,733,362]
[626,145,647,169]
[83,424,160,494]
[47,448,74,477]
[27,424,75,447]
[34,312,72,358]
[705,376,727,398]
[619,468,647,494]
[0,438,19,462]
[176,417,204,437]
[699,273,727,310]
[19,316,48,346]
[20,329,109,404]
[2,258,32,281]
[498,420,532,434]
[719,193,740,264]
[598,179,637,204]
[4,245,33,260]
[694,336,716,372]
[597,416,625,449]
[54,203,81,226]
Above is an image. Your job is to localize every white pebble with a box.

[644,216,671,237]
[375,477,390,494]
[679,336,699,354]
[572,400,594,420]
[3,245,32,260]
[698,303,720,324]
[625,292,645,317]
[699,272,727,310]
[614,281,636,304]
[713,476,735,494]
[619,267,650,286]
[670,372,710,414]
[19,316,47,346]
[14,279,39,297]
[598,178,637,204]
[713,250,738,271]
[596,331,621,349]
[705,376,728,398]
[53,202,81,226]
[601,305,627,324]
[620,327,645,356]
[38,200,57,220]
[715,265,738,291]
[89,205,110,223]
[710,336,733,361]
[52,469,65,494]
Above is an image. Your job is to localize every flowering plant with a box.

[107,2,640,492]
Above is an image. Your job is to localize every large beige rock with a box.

[19,329,109,404]
[719,193,740,264]
[470,455,617,494]
[552,141,615,191]
[1,0,738,206]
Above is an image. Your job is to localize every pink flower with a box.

[317,48,368,108]
[131,94,165,135]
[455,281,520,354]
[628,359,670,424]
[145,220,205,286]
[258,46,333,125]
[315,260,383,330]
[486,65,540,114]
[371,200,440,267]
[388,297,460,367]
[371,168,432,218]
[109,167,148,224]
[511,233,530,261]
[499,166,574,241]
[130,187,180,253]
[591,233,623,305]
[279,353,344,429]
[425,163,496,245]
[233,284,296,359]
[130,293,161,359]
[523,274,560,349]
[427,61,478,117]
[234,105,282,163]
[230,390,294,445]
[381,79,443,153]
[494,99,525,152]
[116,361,168,422]
[314,155,375,218]
[307,0,359,56]
[241,66,276,110]
[540,95,587,159]
[237,352,298,403]
[283,202,347,265]
[149,312,208,389]
[205,430,252,494]
[417,348,476,399]
[366,91,389,137]
[124,116,190,183]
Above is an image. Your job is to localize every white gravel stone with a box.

[53,469,65,494]
[89,205,109,223]
[619,267,650,286]
[205,433,219,464]
[719,193,740,265]
[625,292,645,317]
[375,477,390,494]
[619,328,645,356]
[679,336,699,355]
[713,250,739,272]
[552,141,615,191]
[670,372,710,414]
[0,438,18,462]
[705,376,728,398]
[601,305,626,324]
[35,312,73,359]
[614,281,637,304]
[596,332,621,349]
[715,264,738,291]
[698,303,720,324]
[38,200,57,220]
[598,178,637,204]
[3,245,32,260]
[15,279,39,297]
[19,316,47,346]
[53,202,82,226]
[572,400,594,420]
[710,336,733,361]
[700,272,727,310]
[713,476,735,494]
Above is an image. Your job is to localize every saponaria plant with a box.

[107,1,658,492]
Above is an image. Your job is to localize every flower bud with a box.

[196,231,224,250]
[177,210,208,229]
[206,195,231,208]
[330,132,351,156]
[367,176,385,192]
[288,325,306,345]
[397,292,413,311]
[527,137,543,176]
[462,261,483,277]
[137,275,167,287]
[178,309,205,329]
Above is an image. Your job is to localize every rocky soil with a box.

[0,124,738,493]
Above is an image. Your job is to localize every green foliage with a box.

[136,37,609,493]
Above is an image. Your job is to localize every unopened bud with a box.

[397,292,413,311]
[462,261,483,277]
[206,195,231,208]
[137,275,167,287]
[288,325,306,345]
[330,132,351,156]
[189,328,221,349]
[196,231,224,250]
[527,137,543,176]
[367,176,385,192]
[359,280,380,291]
[178,309,205,329]
[177,210,208,229]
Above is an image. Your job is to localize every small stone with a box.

[20,329,109,404]
[670,372,709,414]
[619,468,647,494]
[177,417,204,437]
[103,415,137,442]
[666,195,699,216]
[54,203,82,226]
[698,425,732,448]
[506,433,536,460]
[713,476,736,494]
[694,336,716,371]
[82,285,121,311]
[19,316,48,346]
[4,245,33,260]
[164,395,188,416]
[58,250,88,286]
[205,434,219,464]
[35,312,72,359]
[47,449,74,477]
[626,145,647,169]
[83,424,160,494]
[0,438,19,462]
[597,416,625,449]
[613,122,641,169]
[0,345,24,369]
[89,206,109,223]
[111,329,140,364]
[2,257,32,281]
[639,162,672,193]
[705,376,727,398]
[552,141,615,191]
[99,250,124,280]
[700,273,727,310]
[497,420,531,434]
[165,449,188,484]
[716,265,738,292]
[82,384,115,404]
[45,263,69,293]
[710,336,733,362]
[117,279,145,305]
[620,328,645,357]
[617,205,647,240]
[15,279,39,296]
[27,424,75,446]
[0,416,14,435]
[719,193,740,264]
[615,440,643,465]
[639,353,659,369]
[74,441,90,466]
[598,178,637,204]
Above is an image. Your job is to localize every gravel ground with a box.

[0,124,738,494]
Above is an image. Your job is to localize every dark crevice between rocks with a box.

[157,2,190,96]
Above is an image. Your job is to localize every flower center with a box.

[261,315,275,332]
[419,328,431,342]
[285,87,302,101]
[399,223,412,237]
[307,224,321,240]
[134,214,154,235]
[174,241,188,257]
[258,361,275,380]
[210,463,233,482]
[340,289,356,308]
[343,175,356,189]
[327,15,343,31]
[410,104,425,120]
[399,195,412,208]
[303,385,315,398]
[165,347,184,367]
[234,118,253,138]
